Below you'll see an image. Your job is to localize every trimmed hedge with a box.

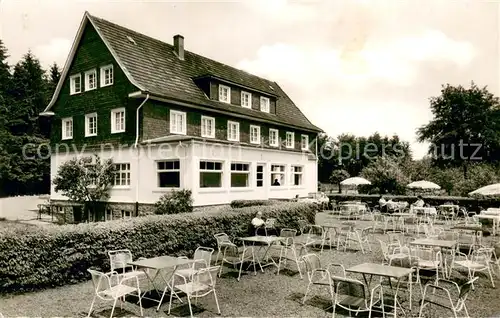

[0,202,316,293]
[230,199,275,209]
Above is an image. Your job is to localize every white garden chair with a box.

[418,277,478,318]
[410,246,442,288]
[451,247,495,288]
[299,225,326,254]
[216,236,260,281]
[331,276,385,318]
[264,217,277,236]
[167,266,221,318]
[300,254,334,306]
[108,249,146,279]
[214,233,238,265]
[176,246,214,280]
[277,228,303,278]
[336,223,365,253]
[87,269,143,318]
[378,240,409,266]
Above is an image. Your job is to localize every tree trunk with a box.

[463,162,468,179]
[338,183,341,194]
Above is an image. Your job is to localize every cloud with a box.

[242,0,317,22]
[33,38,72,68]
[238,30,476,89]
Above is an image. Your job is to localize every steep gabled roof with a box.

[45,12,322,132]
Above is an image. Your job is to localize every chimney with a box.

[173,34,184,60]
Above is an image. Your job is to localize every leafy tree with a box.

[417,82,500,178]
[401,157,433,182]
[360,156,410,194]
[329,169,350,193]
[317,133,335,183]
[53,155,116,221]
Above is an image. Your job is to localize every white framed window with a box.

[286,132,294,149]
[170,110,186,135]
[256,165,264,187]
[301,134,309,151]
[157,160,180,188]
[111,108,125,133]
[269,128,279,147]
[200,161,223,188]
[85,113,97,137]
[69,74,81,95]
[250,125,261,144]
[121,210,132,219]
[61,117,73,140]
[84,69,97,91]
[241,91,252,108]
[112,163,131,186]
[100,64,114,87]
[227,121,239,141]
[201,116,215,138]
[218,84,231,103]
[260,96,270,113]
[291,165,303,186]
[231,163,250,188]
[271,164,285,187]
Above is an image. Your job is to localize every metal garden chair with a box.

[418,277,478,318]
[167,266,221,317]
[300,253,334,306]
[277,228,303,278]
[451,247,495,288]
[87,269,143,318]
[176,246,214,280]
[331,276,385,318]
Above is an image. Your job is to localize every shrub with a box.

[154,189,193,215]
[230,199,274,209]
[0,202,316,293]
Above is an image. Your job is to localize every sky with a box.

[0,0,499,159]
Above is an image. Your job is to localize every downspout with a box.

[134,93,150,216]
[134,93,150,148]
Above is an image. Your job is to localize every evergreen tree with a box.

[8,51,48,136]
[0,40,12,196]
[46,62,61,99]
[3,50,50,196]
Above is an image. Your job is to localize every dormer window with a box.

[241,91,252,108]
[84,69,97,91]
[219,84,231,104]
[69,74,81,95]
[260,96,270,113]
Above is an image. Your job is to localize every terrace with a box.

[1,203,500,317]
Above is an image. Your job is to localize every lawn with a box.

[0,213,499,317]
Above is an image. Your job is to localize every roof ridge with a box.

[87,12,277,86]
